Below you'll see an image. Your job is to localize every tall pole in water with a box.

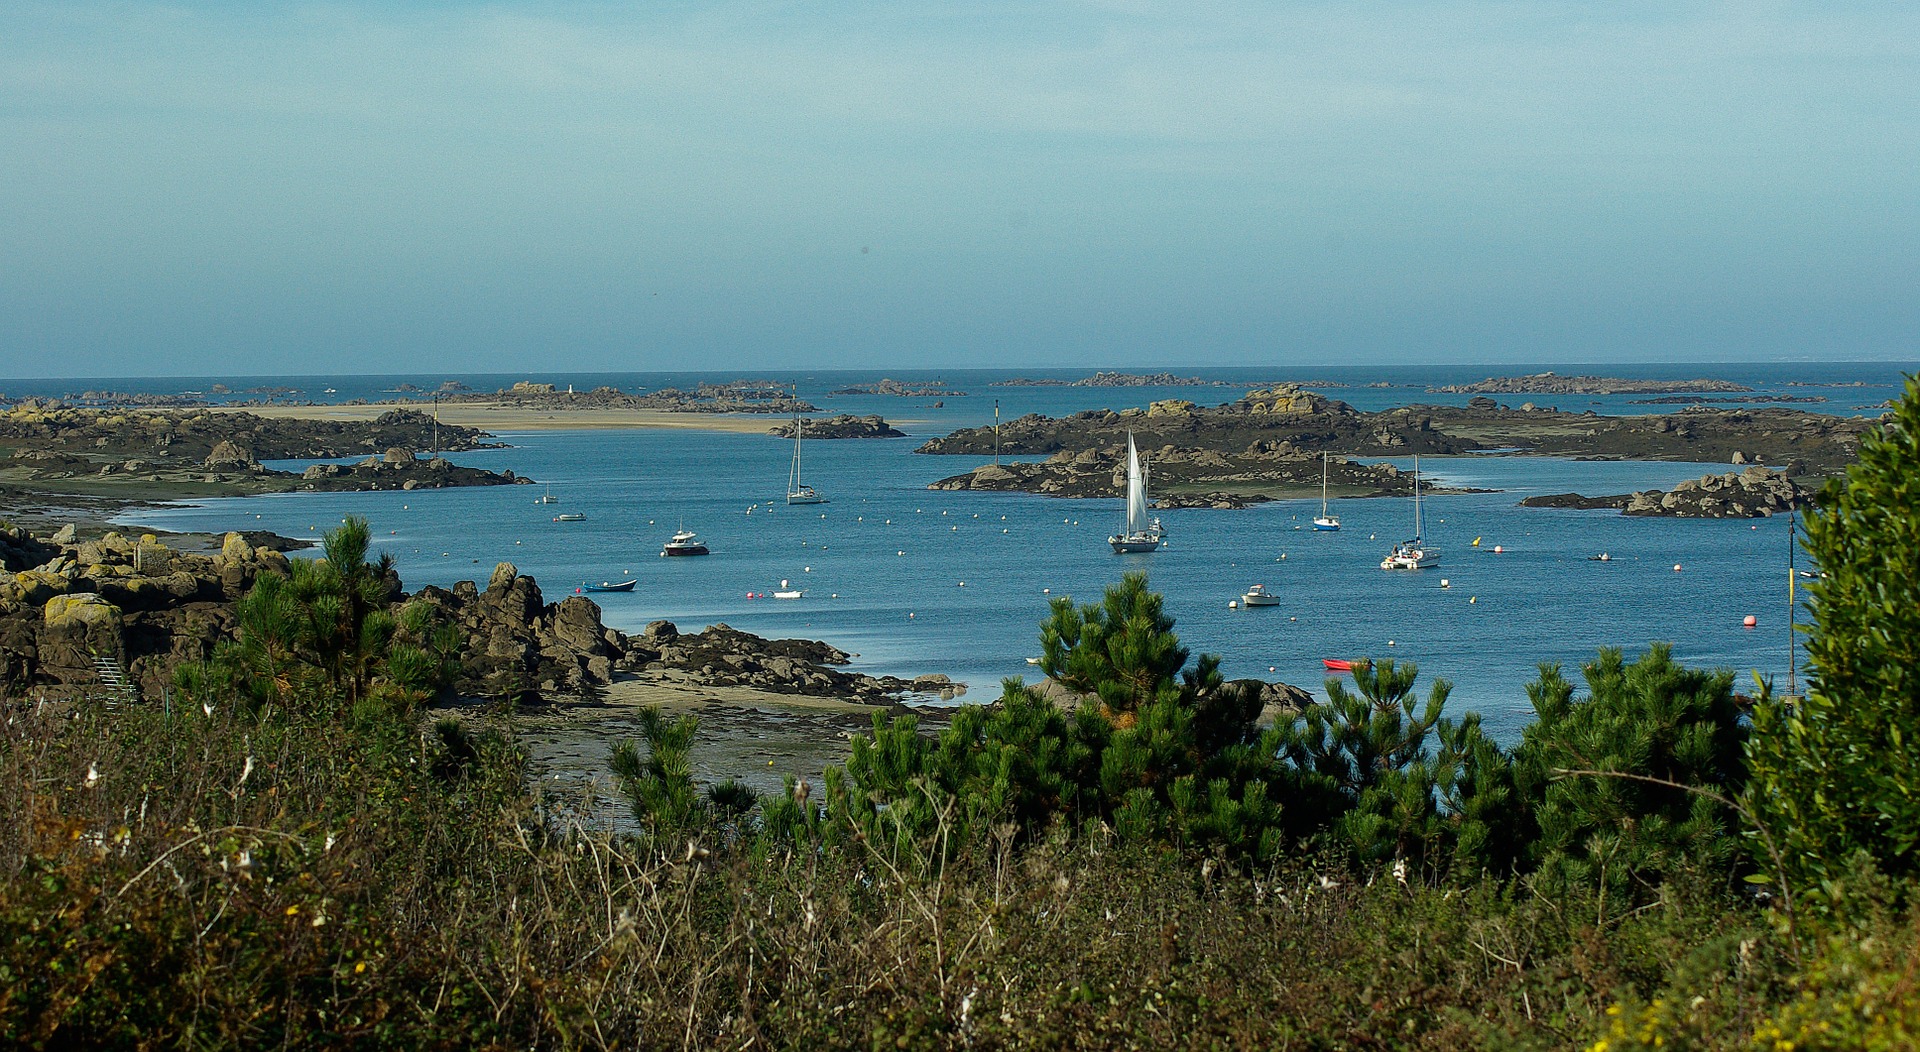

[1787,511,1797,698]
[994,400,1001,466]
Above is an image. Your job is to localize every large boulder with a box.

[204,440,256,467]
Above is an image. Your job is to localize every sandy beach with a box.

[215,402,794,434]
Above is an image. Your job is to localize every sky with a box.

[1,1,1916,377]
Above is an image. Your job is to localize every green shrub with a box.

[1749,374,1920,900]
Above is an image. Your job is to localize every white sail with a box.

[787,397,827,503]
[1124,433,1149,533]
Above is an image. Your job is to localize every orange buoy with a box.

[1744,615,1758,627]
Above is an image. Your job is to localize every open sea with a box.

[12,361,1909,743]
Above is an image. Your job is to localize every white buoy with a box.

[804,566,811,572]
[1289,616,1297,622]
[1279,553,1287,560]
[781,579,789,588]
[958,581,965,587]
[897,550,905,556]
[1440,578,1449,588]
[1387,639,1396,646]
[1674,563,1683,572]
[1493,545,1504,553]
[1469,596,1477,604]
[1228,600,1238,609]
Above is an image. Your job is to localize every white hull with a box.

[1109,533,1163,554]
[1381,546,1440,570]
[1241,586,1280,606]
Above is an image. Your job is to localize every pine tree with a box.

[1511,646,1746,898]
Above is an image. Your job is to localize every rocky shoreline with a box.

[915,385,1871,504]
[928,445,1434,502]
[1519,467,1813,518]
[0,525,959,707]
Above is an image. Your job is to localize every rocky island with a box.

[1520,467,1812,518]
[428,380,816,414]
[767,414,905,439]
[929,445,1430,504]
[1429,373,1753,395]
[990,372,1230,388]
[0,402,527,501]
[827,378,966,397]
[917,385,1873,504]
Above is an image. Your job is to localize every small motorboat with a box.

[1241,584,1280,607]
[772,589,804,600]
[661,529,709,556]
[583,579,636,593]
[1588,552,1612,562]
[1322,658,1354,673]
[553,513,586,522]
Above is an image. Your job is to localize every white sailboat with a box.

[534,483,558,505]
[786,398,827,505]
[1108,432,1166,553]
[1313,453,1340,531]
[1381,454,1439,570]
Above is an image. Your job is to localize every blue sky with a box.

[2,1,1915,377]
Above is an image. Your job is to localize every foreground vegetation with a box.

[5,379,1920,1048]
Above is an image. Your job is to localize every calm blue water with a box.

[115,410,1828,742]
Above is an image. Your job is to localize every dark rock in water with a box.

[767,414,904,439]
[1229,678,1314,715]
[1518,492,1633,511]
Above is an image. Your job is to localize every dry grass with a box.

[0,690,1893,1050]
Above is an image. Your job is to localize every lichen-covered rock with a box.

[44,592,120,630]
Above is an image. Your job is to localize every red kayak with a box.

[1322,659,1353,673]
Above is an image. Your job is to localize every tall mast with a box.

[994,399,1001,466]
[1412,454,1423,540]
[789,387,803,493]
[1321,452,1329,515]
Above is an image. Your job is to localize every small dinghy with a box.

[1322,658,1354,673]
[582,579,636,593]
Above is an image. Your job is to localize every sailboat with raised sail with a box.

[786,393,827,505]
[1108,432,1166,553]
[1313,453,1340,530]
[1380,454,1439,570]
